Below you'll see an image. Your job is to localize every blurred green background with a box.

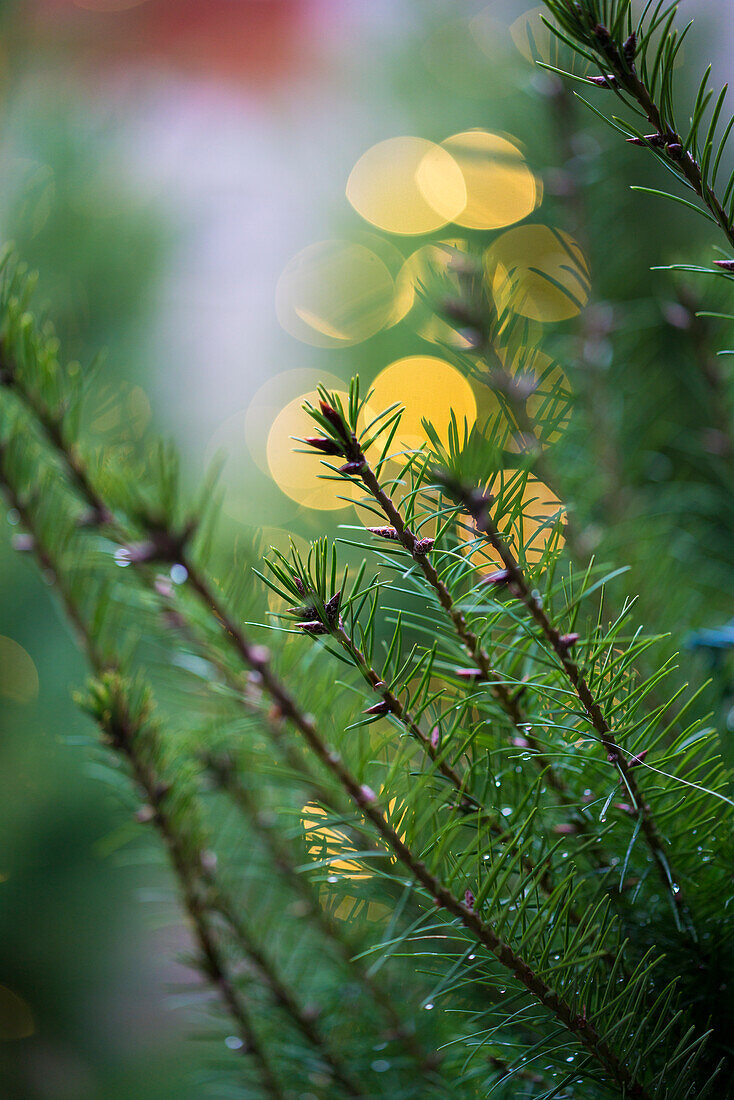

[1,1,733,1096]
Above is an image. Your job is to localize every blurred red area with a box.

[24,0,311,85]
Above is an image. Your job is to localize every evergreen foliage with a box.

[3,2,734,1097]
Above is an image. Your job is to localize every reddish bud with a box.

[324,591,341,622]
[629,749,649,768]
[455,667,484,682]
[368,526,400,541]
[667,143,683,159]
[319,399,347,432]
[364,700,390,716]
[304,436,343,456]
[480,569,510,587]
[358,784,377,805]
[430,726,440,750]
[339,460,365,474]
[297,620,329,636]
[552,823,579,836]
[464,889,475,910]
[558,632,580,651]
[623,31,637,65]
[293,575,307,596]
[714,260,734,271]
[413,537,435,556]
[588,74,619,88]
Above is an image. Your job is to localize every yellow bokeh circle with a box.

[346,137,467,236]
[367,356,477,452]
[275,240,396,348]
[266,389,356,512]
[0,636,39,704]
[510,7,560,64]
[486,224,590,323]
[441,130,540,231]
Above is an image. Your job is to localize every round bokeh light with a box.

[367,356,477,452]
[346,137,467,236]
[441,130,540,231]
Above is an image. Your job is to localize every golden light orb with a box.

[266,389,355,512]
[275,240,396,348]
[393,241,478,350]
[441,130,540,231]
[346,137,467,236]
[367,356,477,453]
[486,224,590,323]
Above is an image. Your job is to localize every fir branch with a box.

[542,0,734,250]
[0,462,283,1098]
[0,443,368,1098]
[305,394,597,824]
[437,470,690,923]
[204,750,438,1075]
[278,582,565,908]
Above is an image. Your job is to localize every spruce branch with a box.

[265,565,579,915]
[0,442,370,1098]
[0,462,283,1098]
[542,0,734,250]
[204,750,438,1075]
[437,470,691,925]
[304,394,602,829]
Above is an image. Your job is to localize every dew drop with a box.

[225,1035,244,1051]
[170,562,188,585]
[423,1002,434,1011]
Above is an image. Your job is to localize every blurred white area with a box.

[114,1,417,462]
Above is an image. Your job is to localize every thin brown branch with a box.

[450,476,690,924]
[205,751,440,1075]
[0,464,283,1099]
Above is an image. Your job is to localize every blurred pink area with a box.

[25,0,313,86]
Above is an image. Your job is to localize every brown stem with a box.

[206,753,440,1075]
[455,480,690,924]
[332,621,561,903]
[357,460,572,795]
[0,468,283,1099]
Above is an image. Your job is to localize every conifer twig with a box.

[329,617,561,900]
[8,453,646,1093]
[204,751,439,1074]
[0,453,368,1099]
[544,2,734,248]
[0,462,283,1100]
[305,400,587,815]
[441,472,690,923]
